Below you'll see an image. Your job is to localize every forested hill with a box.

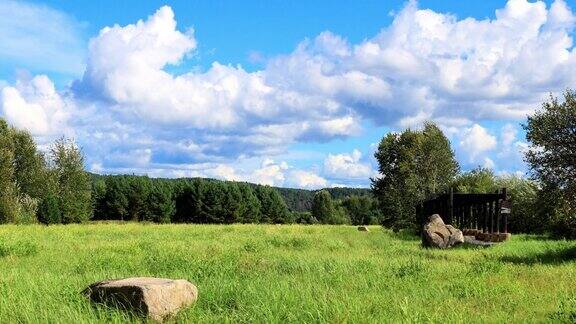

[272,187,371,212]
[90,173,370,212]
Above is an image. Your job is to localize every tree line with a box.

[275,187,370,212]
[91,174,381,225]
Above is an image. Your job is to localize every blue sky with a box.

[1,0,575,188]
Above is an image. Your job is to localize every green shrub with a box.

[38,194,62,224]
[324,206,351,225]
[549,203,576,239]
[16,195,38,224]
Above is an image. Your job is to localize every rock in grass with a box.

[358,226,369,232]
[464,235,495,247]
[422,214,464,249]
[83,277,198,322]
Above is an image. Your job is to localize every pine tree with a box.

[222,183,243,224]
[174,180,202,223]
[268,187,292,223]
[200,181,226,223]
[103,176,130,220]
[127,176,152,221]
[147,182,175,223]
[238,183,261,223]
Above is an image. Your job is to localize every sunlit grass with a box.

[0,223,575,323]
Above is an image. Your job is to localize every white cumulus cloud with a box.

[324,149,373,179]
[459,124,498,164]
[0,75,72,138]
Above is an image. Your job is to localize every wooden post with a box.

[502,188,508,234]
[448,188,454,226]
[495,190,501,234]
[482,202,487,233]
[473,204,479,230]
[489,200,494,234]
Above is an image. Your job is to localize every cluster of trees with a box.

[310,190,382,225]
[523,90,576,238]
[372,122,459,230]
[92,175,293,224]
[91,175,381,225]
[0,118,92,224]
[275,187,370,212]
[371,90,576,238]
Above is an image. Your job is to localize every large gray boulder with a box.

[422,214,464,248]
[83,277,198,322]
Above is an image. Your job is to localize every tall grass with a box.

[0,223,575,323]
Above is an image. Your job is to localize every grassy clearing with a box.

[0,224,575,323]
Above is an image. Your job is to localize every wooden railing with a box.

[417,188,509,235]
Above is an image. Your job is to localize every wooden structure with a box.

[417,188,510,237]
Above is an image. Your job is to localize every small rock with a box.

[422,214,464,249]
[83,277,198,322]
[358,226,369,232]
[464,235,495,247]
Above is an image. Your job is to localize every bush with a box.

[38,194,62,224]
[17,195,38,224]
[293,211,318,224]
[324,206,351,225]
[340,195,381,225]
[549,203,576,239]
[496,176,540,234]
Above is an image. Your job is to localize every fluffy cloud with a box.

[203,158,328,189]
[495,123,529,172]
[66,6,363,171]
[3,1,575,187]
[0,75,72,138]
[324,149,374,179]
[458,124,498,163]
[286,170,328,189]
[74,6,360,136]
[454,122,529,173]
[260,0,576,128]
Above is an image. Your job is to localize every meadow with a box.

[1,224,575,323]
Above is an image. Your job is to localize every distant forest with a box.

[90,174,376,225]
[267,186,370,212]
[91,174,370,213]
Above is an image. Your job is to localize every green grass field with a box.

[1,224,576,323]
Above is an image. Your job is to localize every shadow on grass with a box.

[454,243,493,250]
[512,235,555,242]
[500,246,576,265]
